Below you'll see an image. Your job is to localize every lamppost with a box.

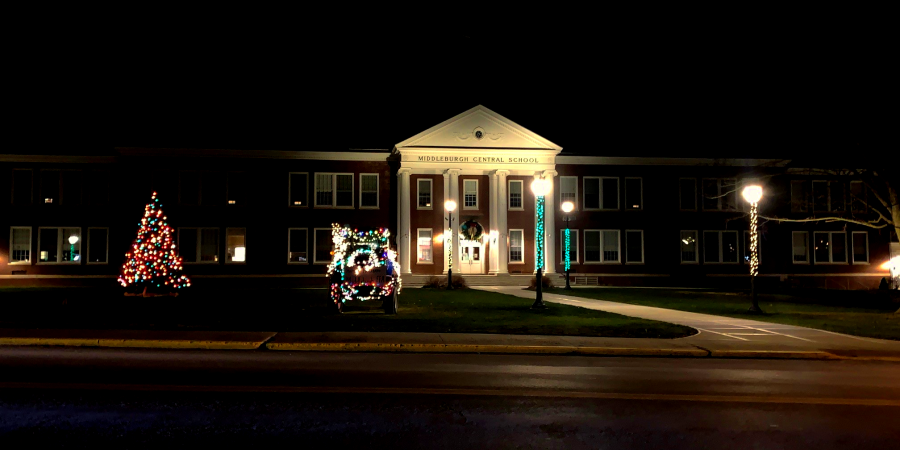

[68,234,79,262]
[445,199,457,290]
[561,201,574,290]
[742,185,763,313]
[531,178,550,309]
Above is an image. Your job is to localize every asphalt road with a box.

[1,348,899,448]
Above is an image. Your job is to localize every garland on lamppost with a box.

[535,196,545,271]
[565,228,571,272]
[750,202,759,278]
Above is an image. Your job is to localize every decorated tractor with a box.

[327,224,402,314]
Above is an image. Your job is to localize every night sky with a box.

[31,19,890,161]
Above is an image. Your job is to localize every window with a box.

[680,231,698,263]
[417,178,432,209]
[315,173,353,207]
[12,169,33,205]
[584,230,620,263]
[625,230,644,263]
[61,171,82,206]
[289,173,308,207]
[813,231,847,263]
[792,231,809,263]
[624,178,642,210]
[849,181,866,213]
[509,229,524,263]
[179,228,219,263]
[679,178,697,210]
[287,228,308,263]
[703,231,739,263]
[508,180,523,210]
[791,180,809,213]
[813,181,845,212]
[852,232,868,264]
[179,172,200,205]
[201,172,225,205]
[37,227,81,263]
[226,228,246,263]
[227,172,247,206]
[86,170,109,206]
[463,179,478,209]
[9,227,31,264]
[702,178,737,211]
[559,176,577,209]
[417,229,433,263]
[87,228,108,264]
[313,228,333,263]
[560,229,579,265]
[583,177,619,210]
[40,170,60,204]
[359,174,379,208]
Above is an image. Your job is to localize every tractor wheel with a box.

[383,287,399,314]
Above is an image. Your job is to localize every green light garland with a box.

[565,228,571,271]
[535,195,545,270]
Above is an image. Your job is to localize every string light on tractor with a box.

[327,224,401,312]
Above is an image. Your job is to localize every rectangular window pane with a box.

[560,177,577,207]
[41,170,59,204]
[227,172,247,205]
[813,232,829,262]
[584,231,600,262]
[361,174,378,207]
[201,172,225,206]
[831,232,847,263]
[417,179,432,208]
[417,229,433,262]
[584,178,600,209]
[288,229,307,263]
[200,229,218,262]
[625,231,643,263]
[852,233,868,263]
[11,228,31,262]
[704,231,720,263]
[464,180,477,208]
[290,173,308,206]
[180,230,198,262]
[601,178,618,209]
[830,182,845,212]
[791,181,808,213]
[792,232,808,262]
[602,230,619,262]
[509,230,523,262]
[624,178,641,210]
[180,172,200,205]
[39,229,58,262]
[509,181,522,209]
[315,229,332,262]
[680,179,696,210]
[681,231,697,262]
[88,228,108,263]
[12,170,32,205]
[702,179,718,210]
[850,181,866,213]
[61,228,80,262]
[722,232,738,263]
[226,228,246,262]
[61,171,82,206]
[722,180,736,210]
[86,170,109,206]
[812,181,828,212]
[315,174,333,206]
[336,174,353,207]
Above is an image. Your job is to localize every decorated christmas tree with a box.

[118,192,190,295]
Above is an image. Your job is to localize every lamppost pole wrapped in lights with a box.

[561,201,574,290]
[445,199,457,290]
[531,178,550,309]
[742,185,763,313]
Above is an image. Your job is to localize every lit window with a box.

[10,227,31,264]
[288,228,308,263]
[680,231,698,263]
[509,229,524,263]
[463,179,478,209]
[417,178,432,209]
[508,180,523,210]
[37,227,81,264]
[226,228,246,263]
[417,229,433,263]
[813,231,847,263]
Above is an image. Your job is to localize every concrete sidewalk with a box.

[475,286,900,360]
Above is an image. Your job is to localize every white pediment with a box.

[395,105,562,151]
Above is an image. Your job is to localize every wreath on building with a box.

[459,220,484,241]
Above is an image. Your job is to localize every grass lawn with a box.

[0,287,695,338]
[547,287,900,341]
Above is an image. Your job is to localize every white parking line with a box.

[724,324,815,343]
[695,328,749,341]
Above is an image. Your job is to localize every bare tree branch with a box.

[760,215,890,229]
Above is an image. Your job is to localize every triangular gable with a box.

[395,105,562,151]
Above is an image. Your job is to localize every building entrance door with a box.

[460,242,483,274]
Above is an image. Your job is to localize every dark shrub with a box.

[527,275,554,290]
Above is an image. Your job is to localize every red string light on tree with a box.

[118,192,191,294]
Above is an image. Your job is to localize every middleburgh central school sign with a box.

[415,155,541,164]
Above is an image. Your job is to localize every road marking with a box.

[727,333,771,336]
[1,382,897,406]
[812,329,888,343]
[694,328,749,341]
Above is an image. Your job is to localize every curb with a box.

[708,350,840,360]
[0,338,265,350]
[265,342,708,357]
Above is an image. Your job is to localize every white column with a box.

[488,170,499,274]
[497,170,509,275]
[448,169,461,274]
[442,171,450,274]
[398,168,411,275]
[542,170,557,273]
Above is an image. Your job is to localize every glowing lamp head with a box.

[882,256,900,271]
[531,178,550,196]
[444,200,457,212]
[742,185,763,204]
[561,201,574,213]
[68,235,79,245]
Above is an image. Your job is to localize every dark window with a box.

[601,178,619,209]
[417,179,432,208]
[201,172,225,205]
[12,169,32,205]
[61,171,82,206]
[289,229,308,263]
[852,233,868,263]
[624,178,641,210]
[850,181,866,213]
[227,172,247,205]
[315,229,333,263]
[180,172,200,205]
[361,174,378,208]
[335,174,353,207]
[86,171,109,206]
[625,230,643,263]
[812,181,828,212]
[702,179,718,210]
[179,230,198,262]
[584,178,600,209]
[830,182,845,212]
[88,228,108,263]
[679,179,696,210]
[791,180,808,213]
[289,173,308,206]
[703,231,719,263]
[41,170,60,204]
[39,228,59,262]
